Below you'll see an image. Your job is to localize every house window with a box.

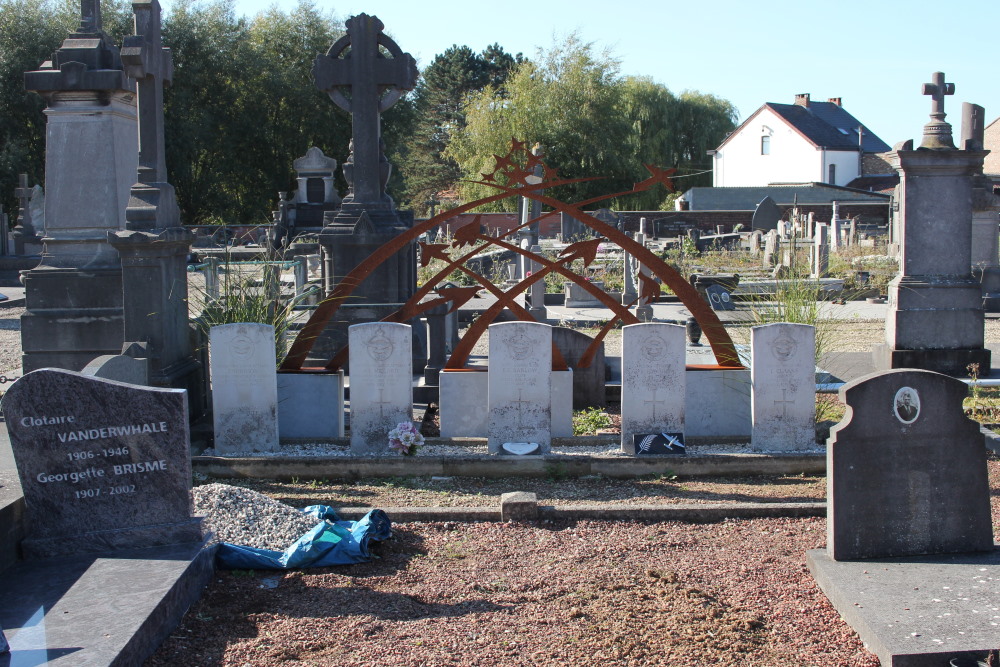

[828,164,836,184]
[761,136,770,155]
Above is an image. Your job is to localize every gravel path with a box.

[147,517,880,667]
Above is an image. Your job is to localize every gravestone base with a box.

[21,517,203,560]
[0,540,216,667]
[872,344,991,376]
[808,547,1000,667]
[20,267,124,373]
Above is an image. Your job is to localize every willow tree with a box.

[447,35,736,212]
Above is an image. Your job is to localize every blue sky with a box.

[162,0,996,148]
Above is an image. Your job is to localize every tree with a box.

[447,35,737,212]
[394,43,521,213]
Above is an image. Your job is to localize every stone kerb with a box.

[209,323,279,454]
[487,321,552,453]
[620,323,685,453]
[0,369,201,558]
[827,368,994,560]
[348,322,413,453]
[750,323,815,452]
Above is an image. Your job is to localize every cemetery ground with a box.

[4,292,1000,664]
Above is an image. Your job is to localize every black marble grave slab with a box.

[808,547,1000,667]
[0,540,216,667]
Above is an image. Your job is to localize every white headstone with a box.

[620,323,686,453]
[348,322,413,453]
[750,323,816,451]
[487,321,552,453]
[812,224,829,278]
[210,323,279,453]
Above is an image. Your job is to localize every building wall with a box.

[984,118,1000,176]
[714,107,868,187]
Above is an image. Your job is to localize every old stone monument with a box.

[109,0,199,398]
[20,0,137,371]
[210,323,279,454]
[348,322,413,453]
[11,174,42,255]
[487,321,552,453]
[620,323,686,454]
[750,323,815,451]
[309,14,420,365]
[874,72,991,374]
[270,146,342,248]
[0,369,202,557]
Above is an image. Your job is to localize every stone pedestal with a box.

[876,145,990,375]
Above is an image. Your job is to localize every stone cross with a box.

[774,389,793,417]
[79,0,101,33]
[922,71,955,120]
[919,71,956,150]
[313,14,416,207]
[121,0,173,186]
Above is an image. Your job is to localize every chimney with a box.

[794,93,811,107]
[827,97,842,106]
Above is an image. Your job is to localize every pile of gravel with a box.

[192,483,321,551]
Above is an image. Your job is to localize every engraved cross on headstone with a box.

[121,0,172,186]
[774,389,794,417]
[644,387,666,420]
[313,14,416,207]
[512,389,532,427]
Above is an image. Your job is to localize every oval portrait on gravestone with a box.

[893,386,920,424]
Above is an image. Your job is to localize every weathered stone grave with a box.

[210,323,279,454]
[0,368,213,665]
[488,321,552,453]
[620,323,685,454]
[552,326,606,409]
[348,322,413,453]
[808,368,998,666]
[750,323,815,452]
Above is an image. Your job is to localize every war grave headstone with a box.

[807,368,999,667]
[750,323,815,452]
[210,323,279,454]
[620,323,685,454]
[488,321,552,454]
[0,369,213,666]
[349,322,413,453]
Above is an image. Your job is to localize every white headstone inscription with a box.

[620,323,686,453]
[750,323,816,451]
[348,322,413,454]
[210,323,279,454]
[487,321,552,453]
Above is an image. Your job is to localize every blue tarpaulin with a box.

[215,506,392,570]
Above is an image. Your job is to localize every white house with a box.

[710,94,890,188]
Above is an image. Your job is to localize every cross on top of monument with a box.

[919,71,957,150]
[122,0,173,185]
[922,71,955,120]
[313,14,417,211]
[79,0,102,33]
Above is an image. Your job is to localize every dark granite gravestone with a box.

[750,196,781,232]
[827,369,993,560]
[705,284,735,311]
[552,326,606,409]
[0,368,201,558]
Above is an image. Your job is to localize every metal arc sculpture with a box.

[280,140,741,372]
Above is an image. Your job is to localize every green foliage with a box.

[395,43,521,213]
[447,34,736,212]
[572,407,613,435]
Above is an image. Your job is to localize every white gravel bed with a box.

[198,441,824,458]
[192,482,322,550]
